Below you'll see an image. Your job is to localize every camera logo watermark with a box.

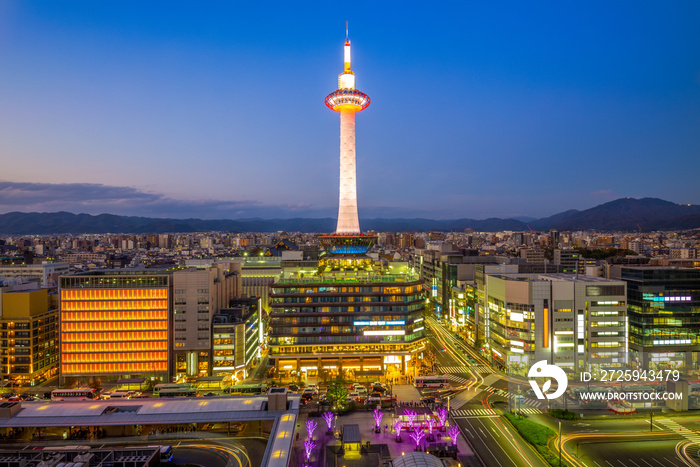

[528,360,568,400]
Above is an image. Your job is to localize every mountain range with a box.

[0,198,698,235]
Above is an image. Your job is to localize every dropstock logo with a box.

[528,360,567,400]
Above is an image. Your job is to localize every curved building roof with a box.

[392,451,445,467]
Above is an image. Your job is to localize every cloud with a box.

[0,181,332,219]
[591,189,614,197]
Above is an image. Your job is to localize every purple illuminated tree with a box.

[322,411,335,434]
[409,427,426,451]
[372,407,384,431]
[426,417,435,440]
[448,424,460,446]
[405,409,417,429]
[436,406,448,430]
[305,419,317,440]
[393,418,403,441]
[303,439,316,462]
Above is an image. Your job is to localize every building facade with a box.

[172,262,241,379]
[212,298,262,381]
[59,271,171,384]
[621,267,700,373]
[269,260,425,379]
[479,273,627,377]
[0,286,59,385]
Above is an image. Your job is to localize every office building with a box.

[172,262,241,379]
[620,267,700,372]
[212,297,262,381]
[479,273,627,376]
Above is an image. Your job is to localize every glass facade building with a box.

[621,267,700,373]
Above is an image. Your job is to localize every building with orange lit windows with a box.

[59,271,171,385]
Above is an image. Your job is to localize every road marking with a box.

[605,460,615,467]
[626,459,641,467]
[491,427,501,438]
[650,457,668,467]
[593,462,602,467]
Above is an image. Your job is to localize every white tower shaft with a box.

[336,110,360,234]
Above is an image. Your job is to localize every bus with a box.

[414,376,450,389]
[157,388,197,398]
[51,388,99,401]
[153,383,192,397]
[224,383,267,396]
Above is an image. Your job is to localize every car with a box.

[302,388,315,398]
[351,383,365,391]
[306,384,319,394]
[367,392,382,403]
[204,392,217,397]
[349,392,361,402]
[355,387,368,396]
[288,384,299,392]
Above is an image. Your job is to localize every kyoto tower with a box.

[325,24,371,236]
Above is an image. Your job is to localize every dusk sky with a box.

[1,1,699,221]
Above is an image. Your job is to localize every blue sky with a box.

[1,1,699,220]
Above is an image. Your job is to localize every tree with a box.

[326,373,350,410]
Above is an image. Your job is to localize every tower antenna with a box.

[346,21,349,40]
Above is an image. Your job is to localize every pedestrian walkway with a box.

[447,374,471,386]
[481,385,547,409]
[656,418,700,444]
[451,408,497,417]
[451,407,542,418]
[438,365,495,375]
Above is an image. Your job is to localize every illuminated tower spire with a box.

[325,24,370,235]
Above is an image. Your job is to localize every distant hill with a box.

[0,198,698,234]
[532,198,700,231]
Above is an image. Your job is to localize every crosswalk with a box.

[438,365,495,375]
[481,385,548,409]
[447,374,471,386]
[450,407,543,418]
[656,418,700,444]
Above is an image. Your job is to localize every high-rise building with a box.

[620,267,700,372]
[0,285,59,385]
[211,297,262,381]
[268,29,425,379]
[172,262,241,379]
[478,273,627,376]
[59,270,171,385]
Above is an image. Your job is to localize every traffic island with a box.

[503,413,566,467]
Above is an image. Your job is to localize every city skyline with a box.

[1,2,699,220]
